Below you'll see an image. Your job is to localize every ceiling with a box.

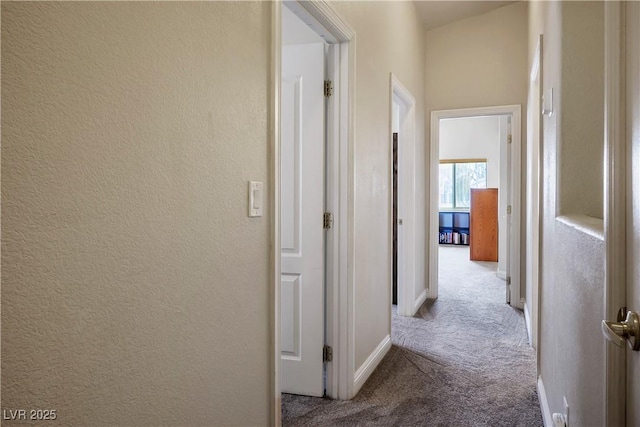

[413,1,519,31]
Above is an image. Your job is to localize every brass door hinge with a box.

[323,345,333,362]
[324,80,333,97]
[323,212,333,230]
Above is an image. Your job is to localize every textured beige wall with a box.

[330,0,427,370]
[533,1,607,424]
[424,2,528,113]
[425,2,528,299]
[558,2,604,219]
[2,2,271,425]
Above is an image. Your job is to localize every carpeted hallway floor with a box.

[282,245,543,426]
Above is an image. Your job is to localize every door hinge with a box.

[506,276,511,285]
[323,212,333,230]
[323,345,333,362]
[507,205,512,214]
[507,134,512,144]
[324,80,333,97]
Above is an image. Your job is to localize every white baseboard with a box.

[353,335,391,396]
[537,376,553,427]
[524,301,533,347]
[497,269,507,280]
[412,289,428,315]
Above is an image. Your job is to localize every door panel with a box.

[281,43,325,397]
[627,2,640,424]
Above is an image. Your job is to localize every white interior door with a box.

[281,42,325,397]
[627,2,640,423]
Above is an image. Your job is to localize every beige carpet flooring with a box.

[282,245,542,426]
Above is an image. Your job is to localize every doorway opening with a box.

[437,115,509,308]
[272,1,355,419]
[280,3,327,399]
[429,105,522,309]
[392,130,398,306]
[389,74,421,318]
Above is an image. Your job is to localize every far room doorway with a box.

[429,106,522,310]
[438,115,508,306]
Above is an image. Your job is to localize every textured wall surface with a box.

[2,2,271,425]
[330,1,427,371]
[425,2,529,299]
[533,1,607,424]
[540,220,605,426]
[559,1,604,219]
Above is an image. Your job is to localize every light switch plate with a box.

[249,181,263,217]
[542,88,554,116]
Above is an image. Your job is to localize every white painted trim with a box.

[413,289,428,315]
[343,37,357,401]
[287,0,355,43]
[429,105,523,310]
[603,2,627,426]
[353,335,391,396]
[526,34,543,355]
[523,301,533,347]
[389,74,417,317]
[270,2,282,425]
[496,269,507,280]
[428,117,439,300]
[537,376,554,427]
[324,42,340,401]
[533,35,544,367]
[274,0,356,403]
[510,107,523,310]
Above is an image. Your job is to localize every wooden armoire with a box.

[470,188,498,262]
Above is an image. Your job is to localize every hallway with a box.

[282,246,542,426]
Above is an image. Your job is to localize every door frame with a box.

[526,35,543,354]
[429,105,522,308]
[389,74,422,317]
[603,1,626,425]
[270,1,355,422]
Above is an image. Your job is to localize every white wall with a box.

[558,2,604,219]
[331,1,427,374]
[530,1,607,425]
[2,2,272,425]
[425,1,528,300]
[439,116,501,188]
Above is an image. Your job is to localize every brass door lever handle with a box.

[602,308,640,351]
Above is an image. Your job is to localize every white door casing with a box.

[272,1,356,413]
[625,1,640,423]
[389,74,422,317]
[429,105,522,308]
[281,42,325,397]
[604,1,640,425]
[526,35,543,353]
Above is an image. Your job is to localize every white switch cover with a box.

[542,88,554,116]
[249,181,263,217]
